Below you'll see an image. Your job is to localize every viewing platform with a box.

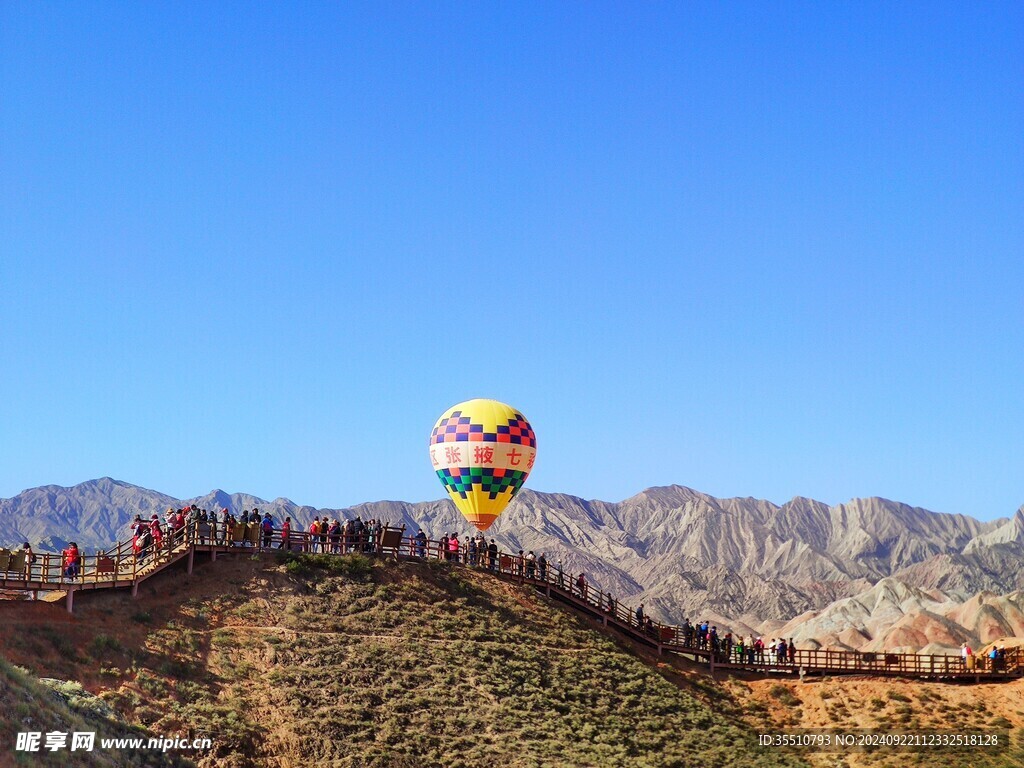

[1,523,1020,683]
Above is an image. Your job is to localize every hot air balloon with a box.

[429,399,537,531]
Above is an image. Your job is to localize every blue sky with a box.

[1,3,1021,520]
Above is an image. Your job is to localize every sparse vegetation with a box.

[3,554,1023,768]
[4,556,810,767]
[768,683,801,707]
[0,657,189,767]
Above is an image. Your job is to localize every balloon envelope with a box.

[429,399,537,531]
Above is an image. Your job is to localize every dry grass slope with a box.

[0,656,189,767]
[3,553,809,768]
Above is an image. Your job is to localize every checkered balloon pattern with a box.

[430,411,537,448]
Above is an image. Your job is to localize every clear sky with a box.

[1,3,1021,520]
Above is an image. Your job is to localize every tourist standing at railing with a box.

[62,542,80,580]
[788,639,796,664]
[320,516,330,552]
[537,553,547,581]
[486,540,497,570]
[524,551,536,579]
[515,550,524,576]
[340,519,351,552]
[414,529,427,558]
[467,536,478,566]
[961,642,974,670]
[130,515,144,551]
[327,519,340,553]
[576,572,587,601]
[150,516,164,551]
[239,511,251,546]
[138,527,154,565]
[262,513,275,549]
[280,517,292,550]
[635,604,644,628]
[171,509,186,544]
[21,542,35,578]
[197,508,207,541]
[448,534,460,563]
[364,519,373,551]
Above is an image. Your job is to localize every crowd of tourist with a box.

[122,505,396,560]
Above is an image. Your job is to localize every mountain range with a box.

[2,477,1023,652]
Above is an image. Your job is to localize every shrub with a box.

[767,684,800,707]
[88,634,123,658]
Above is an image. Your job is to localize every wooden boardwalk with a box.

[1,523,1020,682]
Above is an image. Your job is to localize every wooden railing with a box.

[369,529,1024,679]
[1,520,1021,679]
[0,522,196,587]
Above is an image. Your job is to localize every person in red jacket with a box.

[279,517,291,550]
[150,515,164,550]
[62,542,80,580]
[307,518,317,553]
